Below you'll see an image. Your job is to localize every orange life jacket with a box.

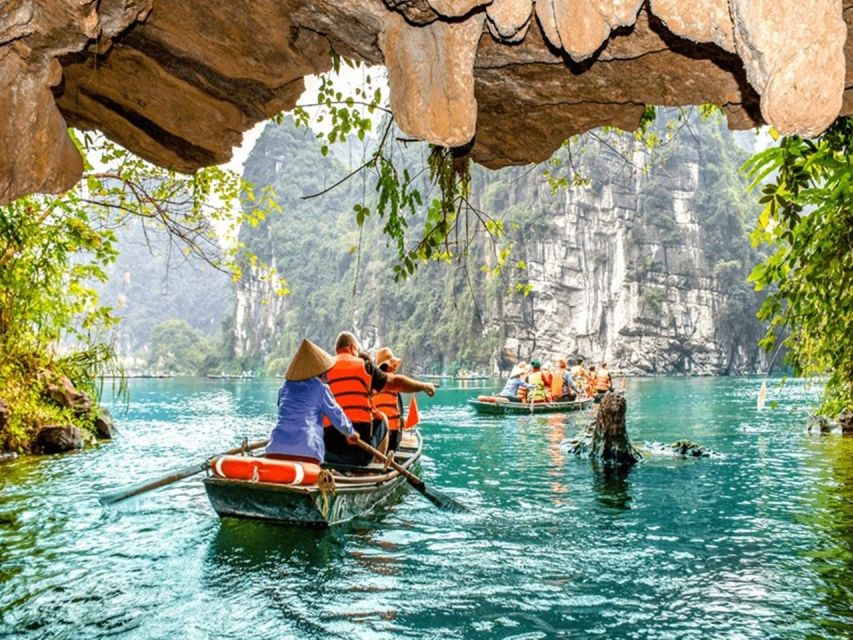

[596,368,612,392]
[324,353,374,425]
[373,389,402,431]
[551,369,565,397]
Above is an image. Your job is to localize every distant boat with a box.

[420,373,492,381]
[203,430,423,527]
[206,371,255,380]
[468,396,593,415]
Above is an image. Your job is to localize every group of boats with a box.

[105,379,596,528]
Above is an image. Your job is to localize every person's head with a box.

[530,359,541,370]
[577,356,584,366]
[589,365,596,372]
[601,362,608,369]
[335,331,359,355]
[376,346,402,373]
[509,363,527,379]
[557,358,567,369]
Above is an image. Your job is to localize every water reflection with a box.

[5,377,853,638]
[207,519,345,570]
[545,415,568,502]
[590,461,633,510]
[803,435,853,635]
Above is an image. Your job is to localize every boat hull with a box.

[203,433,422,527]
[468,397,593,415]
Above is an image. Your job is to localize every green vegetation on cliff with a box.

[233,111,766,375]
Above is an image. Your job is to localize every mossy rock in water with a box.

[94,407,115,439]
[839,408,853,435]
[669,440,708,457]
[33,425,84,454]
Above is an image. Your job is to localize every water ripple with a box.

[1,377,851,638]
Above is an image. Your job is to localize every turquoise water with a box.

[2,377,852,639]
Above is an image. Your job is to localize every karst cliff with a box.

[231,116,766,375]
[1,0,851,204]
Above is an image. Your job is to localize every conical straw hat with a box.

[509,362,528,378]
[376,346,402,370]
[285,339,336,381]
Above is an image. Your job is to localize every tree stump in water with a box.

[566,393,642,466]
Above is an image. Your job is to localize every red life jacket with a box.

[373,389,402,431]
[324,353,374,425]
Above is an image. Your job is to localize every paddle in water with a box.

[99,438,268,505]
[354,438,467,513]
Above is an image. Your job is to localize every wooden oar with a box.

[354,438,466,513]
[99,438,268,505]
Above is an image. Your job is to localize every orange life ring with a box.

[211,455,321,485]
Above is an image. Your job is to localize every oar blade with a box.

[417,484,468,513]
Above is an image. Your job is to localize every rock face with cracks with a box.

[1,0,851,204]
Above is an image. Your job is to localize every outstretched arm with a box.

[384,373,436,396]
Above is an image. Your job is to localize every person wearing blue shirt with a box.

[266,338,358,464]
[498,363,535,401]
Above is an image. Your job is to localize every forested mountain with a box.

[231,114,767,376]
[97,219,231,364]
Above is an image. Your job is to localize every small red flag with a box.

[404,395,420,429]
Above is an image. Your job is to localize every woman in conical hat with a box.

[497,361,535,401]
[266,338,358,464]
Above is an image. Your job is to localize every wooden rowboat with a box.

[202,430,423,527]
[468,396,594,415]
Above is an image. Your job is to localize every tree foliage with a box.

[0,132,279,450]
[744,118,853,415]
[289,57,509,282]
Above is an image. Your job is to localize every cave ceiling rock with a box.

[0,0,851,206]
[486,0,533,42]
[730,0,847,137]
[381,10,485,148]
[0,0,152,203]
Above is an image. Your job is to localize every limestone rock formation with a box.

[3,0,850,205]
[232,116,767,376]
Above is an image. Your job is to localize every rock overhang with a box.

[0,0,850,204]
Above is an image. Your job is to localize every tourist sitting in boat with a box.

[586,365,598,398]
[265,338,358,465]
[595,363,613,397]
[324,331,436,467]
[373,346,405,454]
[498,363,535,401]
[570,357,587,390]
[541,363,553,392]
[527,360,550,402]
[552,359,579,400]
